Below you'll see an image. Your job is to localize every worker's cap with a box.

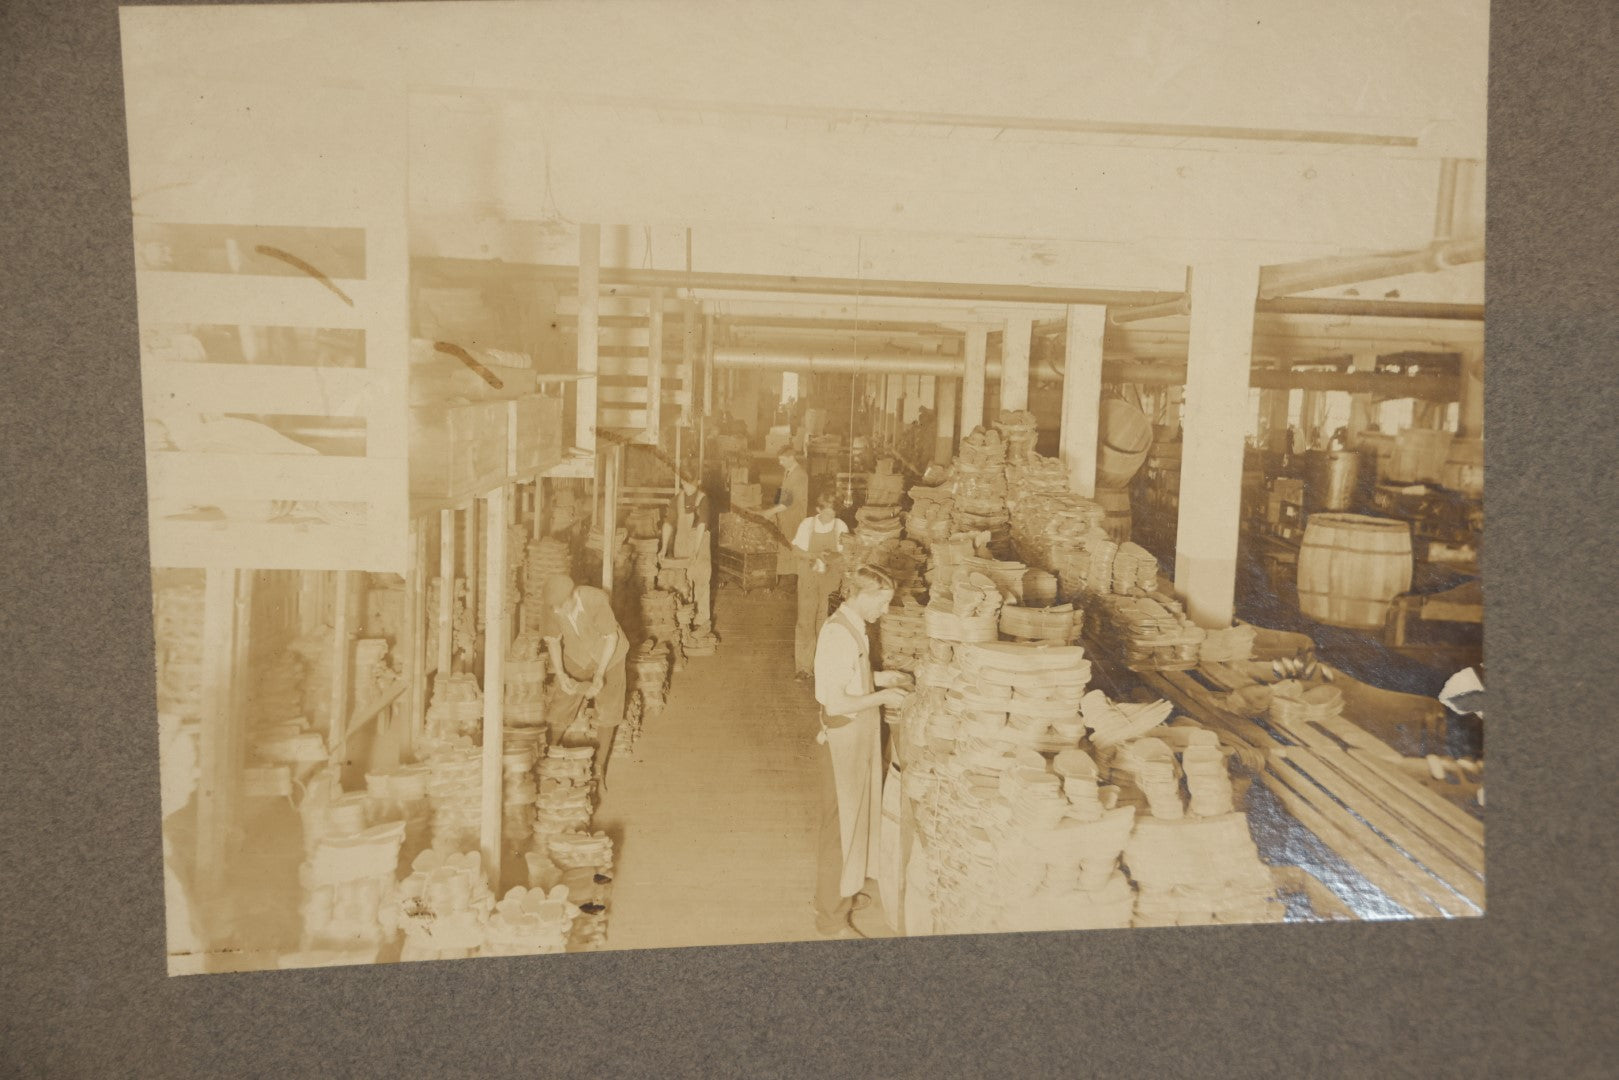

[542,573,577,609]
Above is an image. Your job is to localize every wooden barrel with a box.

[1296,514,1413,630]
[1095,399,1154,489]
[1096,487,1133,543]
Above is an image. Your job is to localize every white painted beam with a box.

[1058,305,1107,496]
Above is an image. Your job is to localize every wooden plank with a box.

[141,363,378,418]
[1285,721,1485,872]
[1352,749,1486,846]
[463,503,479,630]
[1258,766,1442,919]
[136,270,373,331]
[147,519,405,574]
[147,453,392,505]
[1275,749,1479,915]
[601,444,620,590]
[479,489,509,889]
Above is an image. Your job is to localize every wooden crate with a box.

[410,399,509,505]
[716,547,777,592]
[508,394,565,479]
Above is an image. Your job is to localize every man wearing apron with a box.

[811,566,911,936]
[661,477,713,631]
[540,574,629,793]
[762,450,809,579]
[791,492,850,678]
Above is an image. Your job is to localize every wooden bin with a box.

[1296,513,1413,630]
[508,395,565,479]
[1095,399,1154,489]
[1096,487,1133,543]
[410,399,509,504]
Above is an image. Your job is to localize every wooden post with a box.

[601,443,620,591]
[681,298,696,429]
[1000,315,1034,413]
[329,570,354,775]
[577,225,601,453]
[962,327,988,436]
[1348,351,1379,441]
[463,502,479,631]
[195,568,242,898]
[479,488,509,890]
[407,521,428,755]
[1059,304,1108,497]
[934,377,958,463]
[1458,346,1484,437]
[531,480,543,540]
[1174,263,1260,629]
[646,286,664,445]
[437,510,455,681]
[702,312,715,416]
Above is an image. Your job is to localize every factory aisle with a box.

[594,587,891,949]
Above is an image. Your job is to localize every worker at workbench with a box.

[540,573,629,793]
[761,449,809,578]
[661,475,714,632]
[811,565,911,937]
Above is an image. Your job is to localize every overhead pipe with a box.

[1109,295,1190,325]
[1256,237,1485,300]
[511,262,1182,307]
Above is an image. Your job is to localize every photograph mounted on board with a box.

[123,1,1487,975]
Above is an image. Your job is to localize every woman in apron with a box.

[791,492,850,678]
[810,565,912,936]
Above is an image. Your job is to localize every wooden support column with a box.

[1347,351,1379,441]
[885,376,903,443]
[437,509,455,681]
[329,570,355,775]
[576,225,601,453]
[462,503,479,631]
[601,444,620,591]
[196,569,240,896]
[903,375,922,424]
[1174,263,1260,629]
[646,286,665,445]
[702,312,715,416]
[1058,304,1107,497]
[1000,315,1034,413]
[479,488,509,890]
[680,299,696,429]
[1458,346,1484,437]
[407,521,428,754]
[934,377,958,463]
[530,480,543,540]
[962,328,988,435]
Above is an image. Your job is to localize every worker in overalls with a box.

[791,491,849,678]
[762,449,809,580]
[811,565,911,937]
[661,476,713,632]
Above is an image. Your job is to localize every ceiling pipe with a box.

[517,263,1181,307]
[1254,297,1484,322]
[1109,295,1190,325]
[1256,237,1484,300]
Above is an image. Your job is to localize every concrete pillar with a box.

[576,225,601,452]
[1000,316,1033,413]
[935,377,958,463]
[1174,263,1260,629]
[1057,304,1107,497]
[962,328,988,436]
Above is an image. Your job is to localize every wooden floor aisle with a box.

[595,588,873,950]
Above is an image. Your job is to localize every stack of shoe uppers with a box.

[904,484,955,548]
[951,427,1012,548]
[523,537,573,631]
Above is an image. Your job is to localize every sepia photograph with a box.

[123,0,1489,975]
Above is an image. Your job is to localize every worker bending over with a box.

[540,573,629,792]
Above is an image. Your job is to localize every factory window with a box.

[1379,397,1416,433]
[780,372,800,404]
[1323,391,1353,439]
[1247,387,1264,444]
